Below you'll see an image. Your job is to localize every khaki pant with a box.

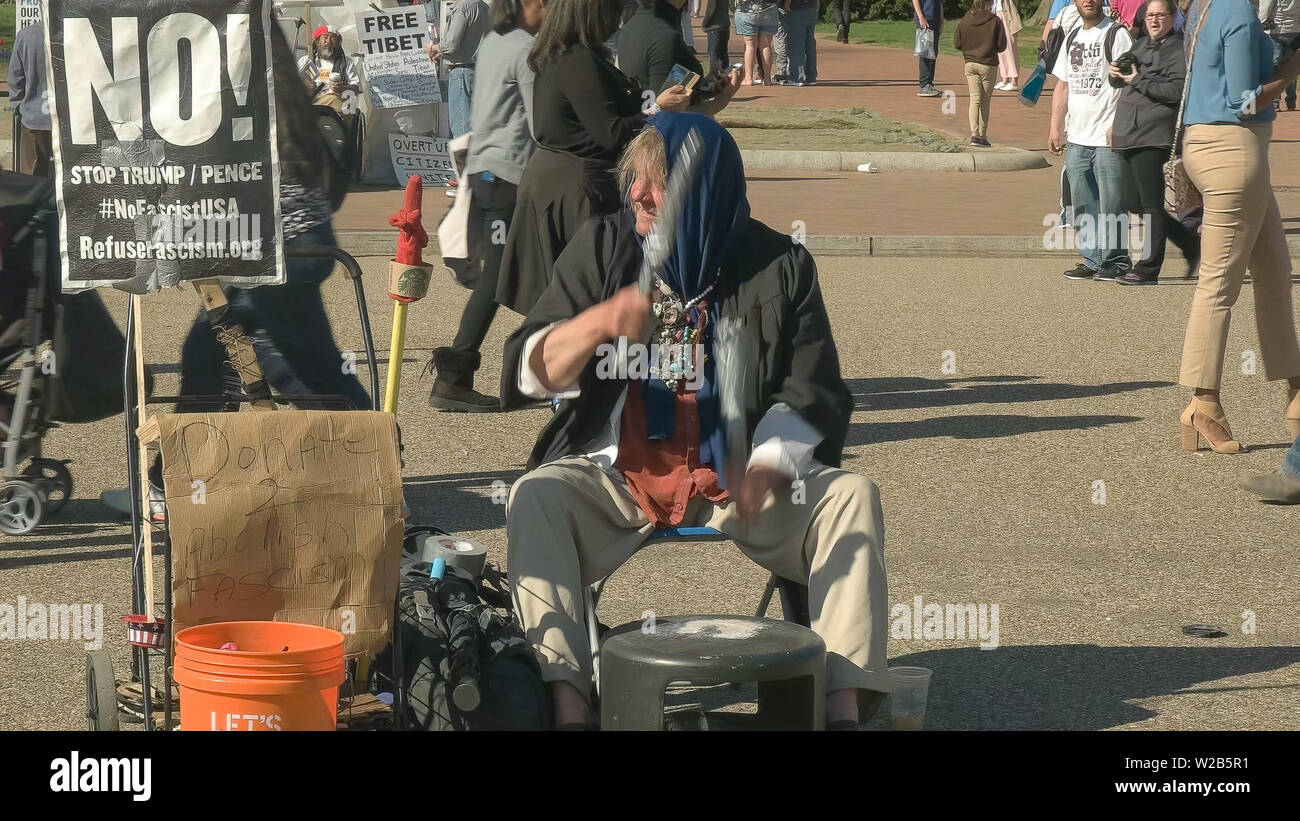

[505,456,891,702]
[964,62,995,137]
[1179,123,1300,389]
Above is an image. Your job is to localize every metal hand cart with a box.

[85,246,383,731]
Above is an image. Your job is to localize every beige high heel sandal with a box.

[1180,396,1246,454]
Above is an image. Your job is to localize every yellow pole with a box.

[383,300,408,413]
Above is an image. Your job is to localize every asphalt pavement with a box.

[3,255,1298,730]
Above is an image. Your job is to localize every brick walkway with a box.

[335,36,1300,239]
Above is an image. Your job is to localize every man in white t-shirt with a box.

[1049,0,1134,281]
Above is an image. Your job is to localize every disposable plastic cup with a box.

[888,666,933,730]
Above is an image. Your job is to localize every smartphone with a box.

[664,63,701,94]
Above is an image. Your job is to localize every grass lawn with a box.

[717,105,964,153]
[0,2,15,79]
[814,20,1044,76]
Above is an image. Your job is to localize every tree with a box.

[1025,0,1056,26]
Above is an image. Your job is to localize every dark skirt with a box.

[495,146,621,316]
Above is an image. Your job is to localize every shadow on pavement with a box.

[403,469,526,533]
[848,413,1142,445]
[883,645,1300,730]
[848,375,1173,412]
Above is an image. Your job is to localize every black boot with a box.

[428,347,500,412]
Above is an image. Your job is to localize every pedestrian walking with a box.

[955,0,1008,146]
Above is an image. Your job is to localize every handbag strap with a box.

[1171,0,1214,162]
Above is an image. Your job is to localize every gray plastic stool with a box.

[599,614,825,730]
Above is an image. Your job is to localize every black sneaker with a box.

[1117,270,1158,285]
[1063,263,1096,280]
[1092,264,1127,282]
[917,84,942,97]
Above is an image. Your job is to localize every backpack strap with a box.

[1104,20,1121,64]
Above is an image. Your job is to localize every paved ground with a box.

[3,256,1299,730]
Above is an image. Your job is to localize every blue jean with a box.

[179,223,373,412]
[916,20,940,87]
[786,7,818,84]
[1284,433,1300,477]
[448,66,475,139]
[1271,35,1297,107]
[1065,143,1132,271]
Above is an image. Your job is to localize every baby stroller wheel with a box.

[22,458,73,515]
[0,479,43,535]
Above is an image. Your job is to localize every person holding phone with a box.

[1107,0,1199,284]
[618,0,742,112]
[496,0,690,317]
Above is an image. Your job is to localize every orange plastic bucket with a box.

[173,621,346,731]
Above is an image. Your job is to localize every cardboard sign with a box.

[388,133,453,186]
[44,0,284,291]
[143,411,405,658]
[355,8,441,109]
[19,0,42,29]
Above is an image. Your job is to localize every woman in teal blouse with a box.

[1177,0,1300,454]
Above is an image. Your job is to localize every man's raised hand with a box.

[602,284,653,343]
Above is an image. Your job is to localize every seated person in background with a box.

[500,112,890,730]
[298,25,361,121]
[618,0,742,116]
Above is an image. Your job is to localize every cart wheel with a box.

[22,458,73,515]
[86,651,120,732]
[0,479,43,535]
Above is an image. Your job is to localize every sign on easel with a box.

[355,7,442,109]
[388,133,453,187]
[44,0,285,291]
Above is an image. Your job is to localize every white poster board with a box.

[388,133,453,186]
[355,7,442,109]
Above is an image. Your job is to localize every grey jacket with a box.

[8,22,50,131]
[1111,31,1185,151]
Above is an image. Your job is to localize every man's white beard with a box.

[319,43,335,59]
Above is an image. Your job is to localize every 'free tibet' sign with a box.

[355,8,441,109]
[44,0,284,291]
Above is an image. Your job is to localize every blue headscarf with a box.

[638,112,751,487]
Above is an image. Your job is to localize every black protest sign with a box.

[44,0,284,291]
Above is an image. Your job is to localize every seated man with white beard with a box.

[500,112,891,730]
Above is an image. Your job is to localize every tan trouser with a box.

[505,456,891,700]
[964,62,995,137]
[1179,123,1300,389]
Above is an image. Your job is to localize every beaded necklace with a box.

[648,273,716,390]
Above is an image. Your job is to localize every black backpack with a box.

[379,528,550,731]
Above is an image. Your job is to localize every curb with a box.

[738,148,1049,172]
[337,231,1180,259]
